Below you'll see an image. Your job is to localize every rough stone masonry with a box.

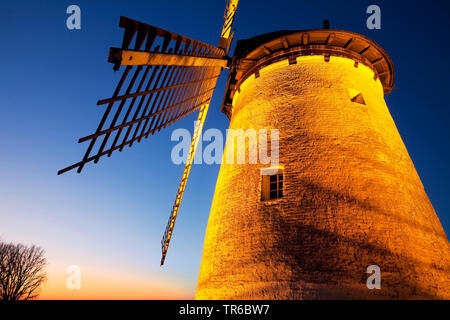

[196,30,450,299]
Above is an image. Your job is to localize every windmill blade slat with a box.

[151,65,188,131]
[57,95,214,176]
[107,65,154,157]
[70,65,133,174]
[117,64,161,152]
[60,82,216,174]
[58,16,227,174]
[94,64,146,164]
[131,64,170,146]
[77,74,216,147]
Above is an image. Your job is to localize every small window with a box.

[262,171,283,201]
[348,88,366,105]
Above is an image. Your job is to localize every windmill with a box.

[58,0,239,266]
[59,1,450,299]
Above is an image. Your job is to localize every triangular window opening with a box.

[348,88,366,105]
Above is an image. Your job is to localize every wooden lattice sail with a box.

[59,1,239,266]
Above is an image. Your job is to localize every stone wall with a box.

[196,55,450,299]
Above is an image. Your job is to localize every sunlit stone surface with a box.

[196,52,450,299]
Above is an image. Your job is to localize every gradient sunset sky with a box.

[1,0,449,299]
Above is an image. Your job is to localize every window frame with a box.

[261,169,284,201]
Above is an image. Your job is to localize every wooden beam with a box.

[371,57,383,65]
[326,33,335,45]
[344,38,353,48]
[359,45,371,54]
[109,48,229,68]
[302,33,309,45]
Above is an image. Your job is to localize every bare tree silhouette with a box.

[0,241,47,300]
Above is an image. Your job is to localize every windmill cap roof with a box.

[232,29,395,94]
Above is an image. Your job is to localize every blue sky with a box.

[1,0,449,298]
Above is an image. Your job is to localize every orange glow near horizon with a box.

[38,263,194,300]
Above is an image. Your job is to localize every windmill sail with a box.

[160,0,239,265]
[58,16,228,175]
[160,103,210,265]
[219,0,239,52]
[58,0,238,267]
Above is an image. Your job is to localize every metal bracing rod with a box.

[160,102,210,266]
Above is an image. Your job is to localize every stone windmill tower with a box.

[59,1,449,299]
[196,25,450,299]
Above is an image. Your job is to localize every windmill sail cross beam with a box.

[108,48,230,68]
